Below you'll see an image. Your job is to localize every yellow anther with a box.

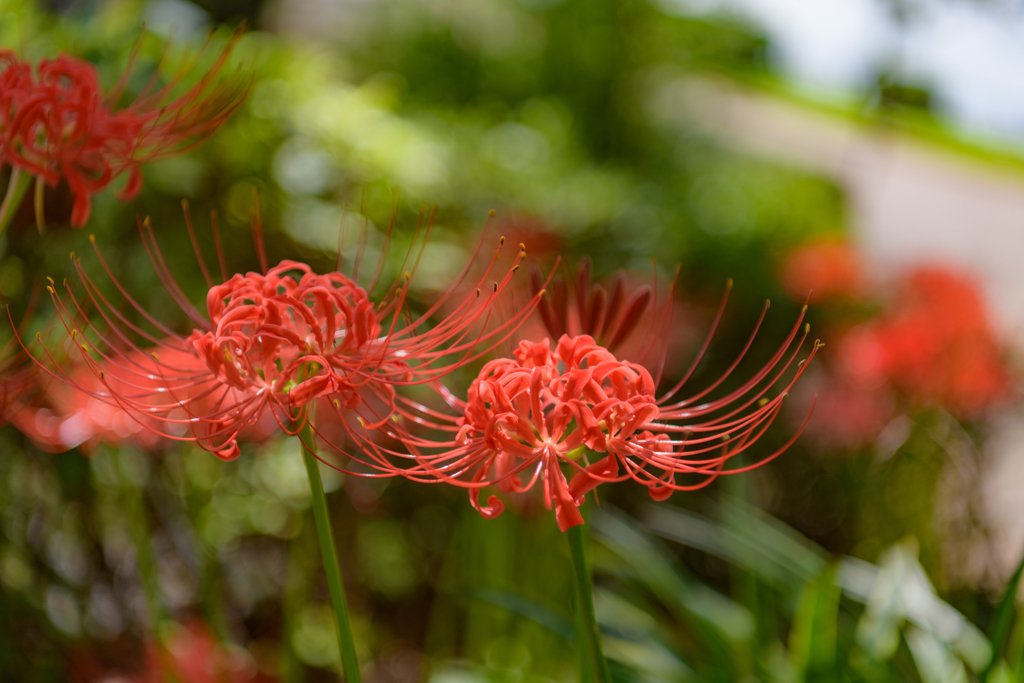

[758,398,768,406]
[499,236,505,245]
[89,234,96,243]
[46,276,53,285]
[805,323,810,334]
[405,271,411,280]
[46,286,54,294]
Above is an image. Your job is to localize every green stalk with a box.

[566,519,612,683]
[0,168,30,236]
[298,420,362,683]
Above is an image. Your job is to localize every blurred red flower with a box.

[77,621,273,683]
[136,621,273,683]
[0,29,247,226]
[797,369,897,449]
[782,238,864,302]
[800,264,1009,448]
[12,344,279,453]
[492,213,563,261]
[839,266,1008,418]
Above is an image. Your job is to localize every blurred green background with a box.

[3,0,1024,681]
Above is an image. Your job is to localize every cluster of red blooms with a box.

[12,207,821,532]
[0,30,824,683]
[781,238,1009,447]
[1,36,817,540]
[840,267,1008,417]
[0,29,247,226]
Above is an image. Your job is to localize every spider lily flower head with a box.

[27,204,546,460]
[186,260,386,409]
[0,26,248,226]
[365,283,822,532]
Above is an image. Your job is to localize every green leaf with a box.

[592,508,755,677]
[789,563,841,681]
[980,544,1024,682]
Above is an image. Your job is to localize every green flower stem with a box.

[566,519,612,683]
[298,420,362,683]
[0,168,30,236]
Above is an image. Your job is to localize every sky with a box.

[656,0,1024,145]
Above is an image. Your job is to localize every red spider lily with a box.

[24,207,546,460]
[782,238,864,303]
[838,266,1007,418]
[347,286,822,532]
[0,27,248,227]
